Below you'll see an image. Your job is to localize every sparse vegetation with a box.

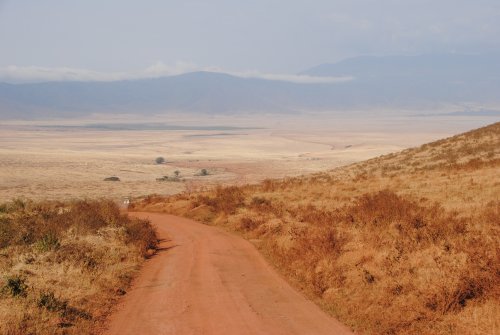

[156,171,184,182]
[0,199,157,335]
[103,176,120,181]
[132,122,500,335]
[155,156,165,164]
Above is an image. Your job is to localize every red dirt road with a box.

[104,213,353,335]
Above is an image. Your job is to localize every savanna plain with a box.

[0,115,487,202]
[0,114,498,335]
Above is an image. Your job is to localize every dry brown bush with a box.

[197,186,245,214]
[0,199,157,335]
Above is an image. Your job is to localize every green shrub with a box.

[37,291,67,312]
[3,276,27,297]
[35,233,60,252]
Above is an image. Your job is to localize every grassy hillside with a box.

[0,200,157,335]
[132,122,500,334]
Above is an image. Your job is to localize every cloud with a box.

[143,61,199,77]
[226,71,353,84]
[0,61,198,83]
[0,63,353,84]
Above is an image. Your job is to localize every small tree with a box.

[155,157,165,164]
[200,169,209,176]
[174,170,180,177]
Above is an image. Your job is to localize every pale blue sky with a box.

[0,0,499,80]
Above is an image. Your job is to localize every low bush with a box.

[0,199,158,335]
[156,175,182,182]
[38,291,67,312]
[35,233,60,252]
[2,276,28,298]
[125,218,158,257]
[198,186,245,214]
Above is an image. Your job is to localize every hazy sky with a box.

[1,0,499,81]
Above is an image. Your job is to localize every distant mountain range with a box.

[1,53,499,119]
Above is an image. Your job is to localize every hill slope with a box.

[133,122,500,334]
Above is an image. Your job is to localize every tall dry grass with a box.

[132,122,500,334]
[0,199,157,335]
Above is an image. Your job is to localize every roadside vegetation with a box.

[0,199,157,335]
[132,122,500,334]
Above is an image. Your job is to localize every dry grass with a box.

[132,122,500,334]
[0,119,459,202]
[0,199,157,335]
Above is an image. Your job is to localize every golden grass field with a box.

[133,121,500,335]
[0,115,491,202]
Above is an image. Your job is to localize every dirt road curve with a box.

[104,213,353,335]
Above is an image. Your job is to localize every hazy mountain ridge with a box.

[302,53,500,78]
[302,53,500,106]
[1,54,500,119]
